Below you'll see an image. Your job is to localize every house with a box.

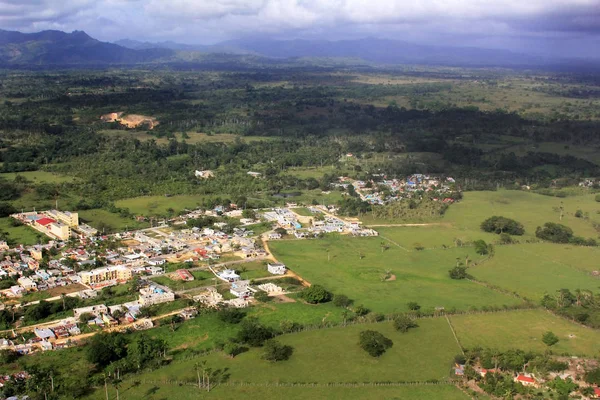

[268,233,282,240]
[230,280,253,299]
[454,364,465,376]
[514,374,538,387]
[218,269,240,282]
[80,265,132,286]
[174,269,194,281]
[73,304,108,320]
[34,328,55,340]
[147,258,166,266]
[593,387,600,399]
[267,263,287,275]
[179,308,198,320]
[247,171,262,177]
[138,286,175,306]
[17,277,36,291]
[195,170,214,179]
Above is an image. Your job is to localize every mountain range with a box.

[0,29,596,70]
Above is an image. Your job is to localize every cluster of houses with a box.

[336,175,457,205]
[11,210,97,241]
[455,358,600,398]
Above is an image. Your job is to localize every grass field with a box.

[442,190,600,240]
[292,207,315,217]
[96,318,461,388]
[0,217,42,245]
[470,244,599,301]
[270,236,523,313]
[0,170,75,183]
[376,225,497,249]
[451,310,600,356]
[151,270,217,291]
[115,195,204,216]
[78,209,149,232]
[86,382,471,400]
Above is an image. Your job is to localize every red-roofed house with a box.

[514,374,538,387]
[594,387,600,398]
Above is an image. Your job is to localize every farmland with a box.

[450,309,600,356]
[269,236,523,313]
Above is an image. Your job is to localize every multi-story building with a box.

[138,286,175,306]
[45,210,79,227]
[80,265,132,286]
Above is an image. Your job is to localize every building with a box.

[267,263,287,275]
[230,280,253,298]
[138,286,175,306]
[17,277,36,291]
[218,269,240,282]
[73,304,108,320]
[34,328,55,340]
[514,374,538,387]
[77,224,98,237]
[45,210,79,227]
[80,265,132,286]
[195,170,214,179]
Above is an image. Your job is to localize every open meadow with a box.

[469,243,599,301]
[450,309,600,356]
[270,236,523,313]
[78,209,149,232]
[115,195,205,216]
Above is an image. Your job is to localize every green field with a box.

[376,224,496,250]
[443,190,600,240]
[115,195,204,216]
[451,310,600,356]
[151,270,217,291]
[292,207,316,217]
[0,217,42,245]
[94,318,461,390]
[0,170,75,183]
[86,382,471,400]
[78,209,149,232]
[270,236,523,313]
[470,244,599,301]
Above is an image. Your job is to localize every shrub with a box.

[354,304,370,316]
[474,240,489,255]
[596,194,600,202]
[253,290,271,303]
[300,285,332,304]
[481,216,525,235]
[332,294,353,308]
[407,302,421,311]
[536,223,573,243]
[542,331,559,347]
[575,210,583,218]
[218,308,246,324]
[413,242,425,251]
[237,319,275,347]
[262,339,294,362]
[449,266,468,280]
[358,330,393,357]
[393,315,418,333]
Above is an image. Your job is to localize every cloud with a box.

[0,0,598,57]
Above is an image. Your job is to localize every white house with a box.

[195,170,214,179]
[17,277,37,291]
[218,269,240,282]
[230,280,253,298]
[267,263,287,275]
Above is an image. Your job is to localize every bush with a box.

[407,302,421,311]
[575,209,583,218]
[596,194,600,202]
[474,240,489,255]
[449,266,468,280]
[354,304,370,316]
[358,330,393,357]
[262,339,294,362]
[332,294,353,308]
[236,319,275,347]
[542,331,559,347]
[413,242,425,251]
[536,222,573,243]
[218,308,246,324]
[299,285,332,304]
[253,290,271,303]
[481,216,524,235]
[393,315,418,333]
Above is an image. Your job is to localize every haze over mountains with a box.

[0,29,596,70]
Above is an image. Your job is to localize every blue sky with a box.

[1,0,599,58]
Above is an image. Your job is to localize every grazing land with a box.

[450,309,600,356]
[270,236,523,313]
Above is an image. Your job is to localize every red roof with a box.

[594,387,600,396]
[36,217,56,226]
[516,375,535,383]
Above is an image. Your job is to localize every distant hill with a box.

[0,30,174,65]
[220,37,551,68]
[115,39,251,55]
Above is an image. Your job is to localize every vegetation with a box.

[358,330,394,357]
[480,216,524,235]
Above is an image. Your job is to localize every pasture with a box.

[0,217,42,245]
[443,190,600,239]
[269,236,523,313]
[0,170,75,183]
[85,383,471,400]
[78,209,149,232]
[450,309,600,356]
[115,195,204,216]
[469,244,599,301]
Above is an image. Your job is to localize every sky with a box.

[0,0,599,58]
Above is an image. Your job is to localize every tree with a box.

[585,368,600,385]
[575,209,583,218]
[223,342,246,359]
[413,242,424,251]
[262,339,294,362]
[253,290,270,302]
[474,239,489,255]
[299,285,332,304]
[218,308,246,324]
[542,331,559,347]
[236,319,275,347]
[407,302,421,311]
[358,330,393,357]
[480,216,524,235]
[449,266,468,280]
[86,332,128,368]
[333,294,353,308]
[536,222,573,243]
[393,315,418,333]
[354,304,370,316]
[242,209,256,220]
